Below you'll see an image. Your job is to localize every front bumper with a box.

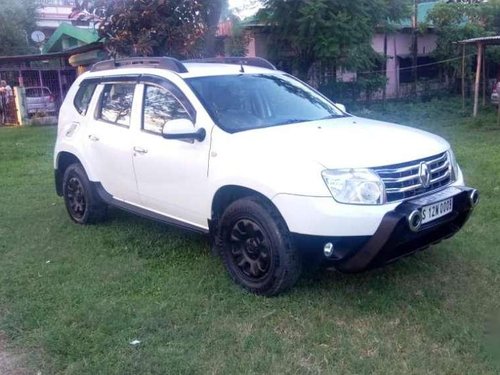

[292,186,478,272]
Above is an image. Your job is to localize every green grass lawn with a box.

[0,97,499,374]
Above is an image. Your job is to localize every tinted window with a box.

[142,85,190,134]
[98,83,135,127]
[74,82,97,115]
[187,74,345,132]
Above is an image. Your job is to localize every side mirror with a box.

[162,118,206,142]
[334,103,347,113]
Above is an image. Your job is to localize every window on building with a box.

[398,56,439,83]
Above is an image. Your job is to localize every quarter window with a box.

[98,83,135,127]
[142,85,190,134]
[74,81,97,115]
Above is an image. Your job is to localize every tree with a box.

[224,17,250,57]
[425,0,500,84]
[0,0,38,56]
[201,0,228,57]
[102,0,207,58]
[260,0,410,81]
[70,0,228,58]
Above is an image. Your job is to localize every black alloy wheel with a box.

[228,218,273,282]
[66,176,86,220]
[218,196,301,296]
[62,163,106,224]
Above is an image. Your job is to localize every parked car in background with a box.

[25,86,57,116]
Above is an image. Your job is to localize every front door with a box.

[131,79,212,229]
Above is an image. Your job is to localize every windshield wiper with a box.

[272,115,347,127]
[318,113,348,120]
[273,118,312,126]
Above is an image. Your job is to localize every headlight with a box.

[447,149,459,182]
[321,169,385,205]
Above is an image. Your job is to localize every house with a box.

[36,0,75,38]
[42,23,104,73]
[36,0,88,39]
[0,2,103,124]
[220,1,441,99]
[371,2,440,98]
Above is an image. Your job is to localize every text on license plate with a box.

[421,198,453,224]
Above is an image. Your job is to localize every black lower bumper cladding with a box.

[293,186,478,272]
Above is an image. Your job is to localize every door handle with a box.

[133,146,148,154]
[88,134,99,142]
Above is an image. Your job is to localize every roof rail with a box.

[184,57,276,70]
[90,57,188,73]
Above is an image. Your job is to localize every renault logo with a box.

[419,162,431,188]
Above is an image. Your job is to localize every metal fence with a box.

[0,68,77,125]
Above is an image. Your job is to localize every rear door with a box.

[84,80,141,204]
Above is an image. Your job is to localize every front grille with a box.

[374,152,453,202]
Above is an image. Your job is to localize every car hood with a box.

[229,116,450,169]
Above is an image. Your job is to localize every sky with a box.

[228,0,263,19]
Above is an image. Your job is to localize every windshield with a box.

[186,74,346,132]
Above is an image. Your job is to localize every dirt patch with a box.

[0,332,29,375]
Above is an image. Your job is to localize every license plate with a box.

[421,198,453,224]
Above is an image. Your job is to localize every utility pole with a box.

[411,0,418,96]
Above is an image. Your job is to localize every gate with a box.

[0,88,17,126]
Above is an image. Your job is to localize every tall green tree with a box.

[261,0,410,80]
[426,0,500,82]
[0,0,38,56]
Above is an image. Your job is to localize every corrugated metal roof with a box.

[457,35,500,45]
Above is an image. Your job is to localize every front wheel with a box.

[218,196,301,296]
[62,163,107,224]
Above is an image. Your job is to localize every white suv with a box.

[54,57,479,295]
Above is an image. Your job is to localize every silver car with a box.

[25,86,57,116]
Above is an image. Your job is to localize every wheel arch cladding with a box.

[55,152,83,196]
[211,185,287,229]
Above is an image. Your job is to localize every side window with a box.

[74,81,97,115]
[142,85,190,135]
[97,83,135,127]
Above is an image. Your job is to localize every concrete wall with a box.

[371,32,438,97]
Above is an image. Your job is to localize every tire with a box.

[217,196,301,296]
[62,163,107,224]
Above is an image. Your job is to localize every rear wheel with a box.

[62,163,106,224]
[218,196,301,296]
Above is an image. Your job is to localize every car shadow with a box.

[104,206,473,311]
[104,207,211,259]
